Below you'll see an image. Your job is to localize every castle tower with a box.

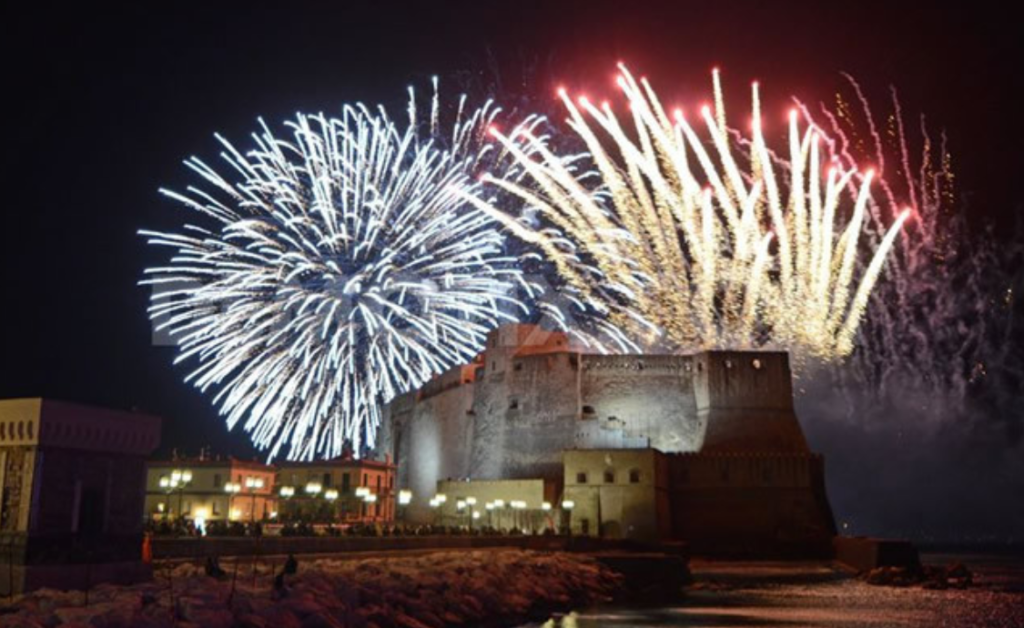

[693,351,810,453]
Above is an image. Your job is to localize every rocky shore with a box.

[0,550,622,628]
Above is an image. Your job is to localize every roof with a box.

[147,457,274,472]
[275,456,395,471]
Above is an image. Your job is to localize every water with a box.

[523,551,1024,627]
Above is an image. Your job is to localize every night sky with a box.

[3,3,1022,486]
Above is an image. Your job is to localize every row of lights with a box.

[157,469,193,489]
[428,494,576,512]
[277,483,381,503]
[223,476,265,494]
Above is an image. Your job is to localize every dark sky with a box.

[2,2,1022,462]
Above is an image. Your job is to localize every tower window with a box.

[604,470,615,484]
[576,472,588,484]
[629,469,641,484]
[509,398,519,410]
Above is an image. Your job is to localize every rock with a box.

[299,613,346,628]
[234,614,269,628]
[393,612,434,628]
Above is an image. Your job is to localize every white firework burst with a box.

[142,83,543,460]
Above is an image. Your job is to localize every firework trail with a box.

[464,64,909,359]
[797,75,1024,424]
[141,83,550,461]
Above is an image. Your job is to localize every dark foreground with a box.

[523,551,1024,628]
[0,549,620,627]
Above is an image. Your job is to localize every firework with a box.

[464,64,909,358]
[141,84,542,460]
[798,75,1023,420]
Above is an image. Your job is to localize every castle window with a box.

[576,472,588,484]
[636,361,644,370]
[582,405,595,415]
[514,362,523,371]
[752,358,763,370]
[603,470,615,484]
[629,469,641,484]
[509,398,519,410]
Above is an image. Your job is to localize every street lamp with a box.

[244,476,265,523]
[305,481,322,523]
[561,500,575,536]
[324,489,339,523]
[364,493,378,522]
[160,468,193,520]
[224,482,242,522]
[397,489,412,523]
[278,485,295,521]
[464,497,478,530]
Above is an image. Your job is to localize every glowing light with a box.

[468,65,908,359]
[142,82,538,460]
[398,489,413,505]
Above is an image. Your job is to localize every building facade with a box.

[144,458,277,525]
[0,399,161,593]
[561,448,672,541]
[275,456,396,523]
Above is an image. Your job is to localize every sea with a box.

[521,550,1024,628]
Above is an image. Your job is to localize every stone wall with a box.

[580,355,701,452]
[667,452,835,556]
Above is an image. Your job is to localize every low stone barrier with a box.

[833,536,920,572]
[152,534,688,560]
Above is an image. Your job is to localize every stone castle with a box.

[380,323,835,553]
